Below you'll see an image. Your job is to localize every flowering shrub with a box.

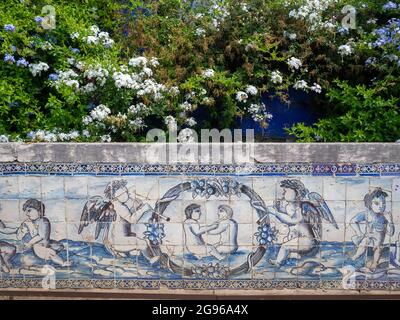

[0,0,399,142]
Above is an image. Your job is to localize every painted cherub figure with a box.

[264,179,337,267]
[17,199,71,267]
[0,205,18,272]
[207,205,238,255]
[351,188,394,271]
[183,204,225,260]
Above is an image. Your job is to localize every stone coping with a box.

[0,143,398,164]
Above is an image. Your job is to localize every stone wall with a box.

[0,143,399,296]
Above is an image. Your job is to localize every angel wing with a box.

[78,196,117,240]
[302,192,338,240]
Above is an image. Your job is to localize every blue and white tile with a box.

[0,199,22,223]
[41,176,65,199]
[323,177,346,201]
[65,176,88,199]
[345,178,370,201]
[18,176,41,199]
[0,176,19,199]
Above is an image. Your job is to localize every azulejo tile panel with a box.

[0,162,400,291]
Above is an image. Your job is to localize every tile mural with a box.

[0,162,400,290]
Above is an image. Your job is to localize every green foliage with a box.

[288,81,400,142]
[0,0,399,142]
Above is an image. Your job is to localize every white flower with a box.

[81,83,97,93]
[84,65,109,86]
[310,83,322,94]
[338,44,354,56]
[271,71,283,84]
[102,38,114,48]
[90,104,111,121]
[63,79,80,88]
[287,57,302,71]
[90,25,100,35]
[169,86,180,96]
[247,103,273,123]
[202,69,215,78]
[83,26,114,48]
[235,91,248,103]
[101,134,111,143]
[43,132,57,142]
[113,72,137,90]
[186,117,197,127]
[68,131,80,140]
[178,128,196,143]
[195,28,206,37]
[142,67,153,77]
[75,61,85,70]
[41,41,53,50]
[29,62,50,76]
[129,57,148,68]
[86,35,99,45]
[245,85,258,96]
[294,80,309,90]
[129,118,146,130]
[288,0,337,31]
[128,103,148,115]
[67,58,75,65]
[82,130,90,138]
[82,116,93,125]
[150,58,159,67]
[180,101,194,112]
[52,69,80,89]
[70,32,80,39]
[284,31,297,40]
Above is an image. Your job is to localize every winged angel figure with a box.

[260,179,338,267]
[78,180,158,260]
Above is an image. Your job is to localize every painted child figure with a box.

[17,199,71,267]
[351,188,395,271]
[207,205,238,255]
[183,204,225,260]
[267,180,336,266]
[0,213,18,272]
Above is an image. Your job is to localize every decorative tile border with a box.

[0,279,397,291]
[0,162,400,176]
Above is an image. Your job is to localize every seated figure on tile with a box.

[78,179,158,263]
[206,205,238,255]
[183,203,226,260]
[17,199,71,267]
[0,208,18,272]
[351,188,394,271]
[262,179,338,267]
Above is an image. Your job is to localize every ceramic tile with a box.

[345,178,370,201]
[41,176,65,199]
[323,177,346,201]
[65,176,88,199]
[18,176,41,199]
[393,178,400,202]
[0,176,19,199]
[0,199,21,223]
[325,200,346,223]
[0,166,399,290]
